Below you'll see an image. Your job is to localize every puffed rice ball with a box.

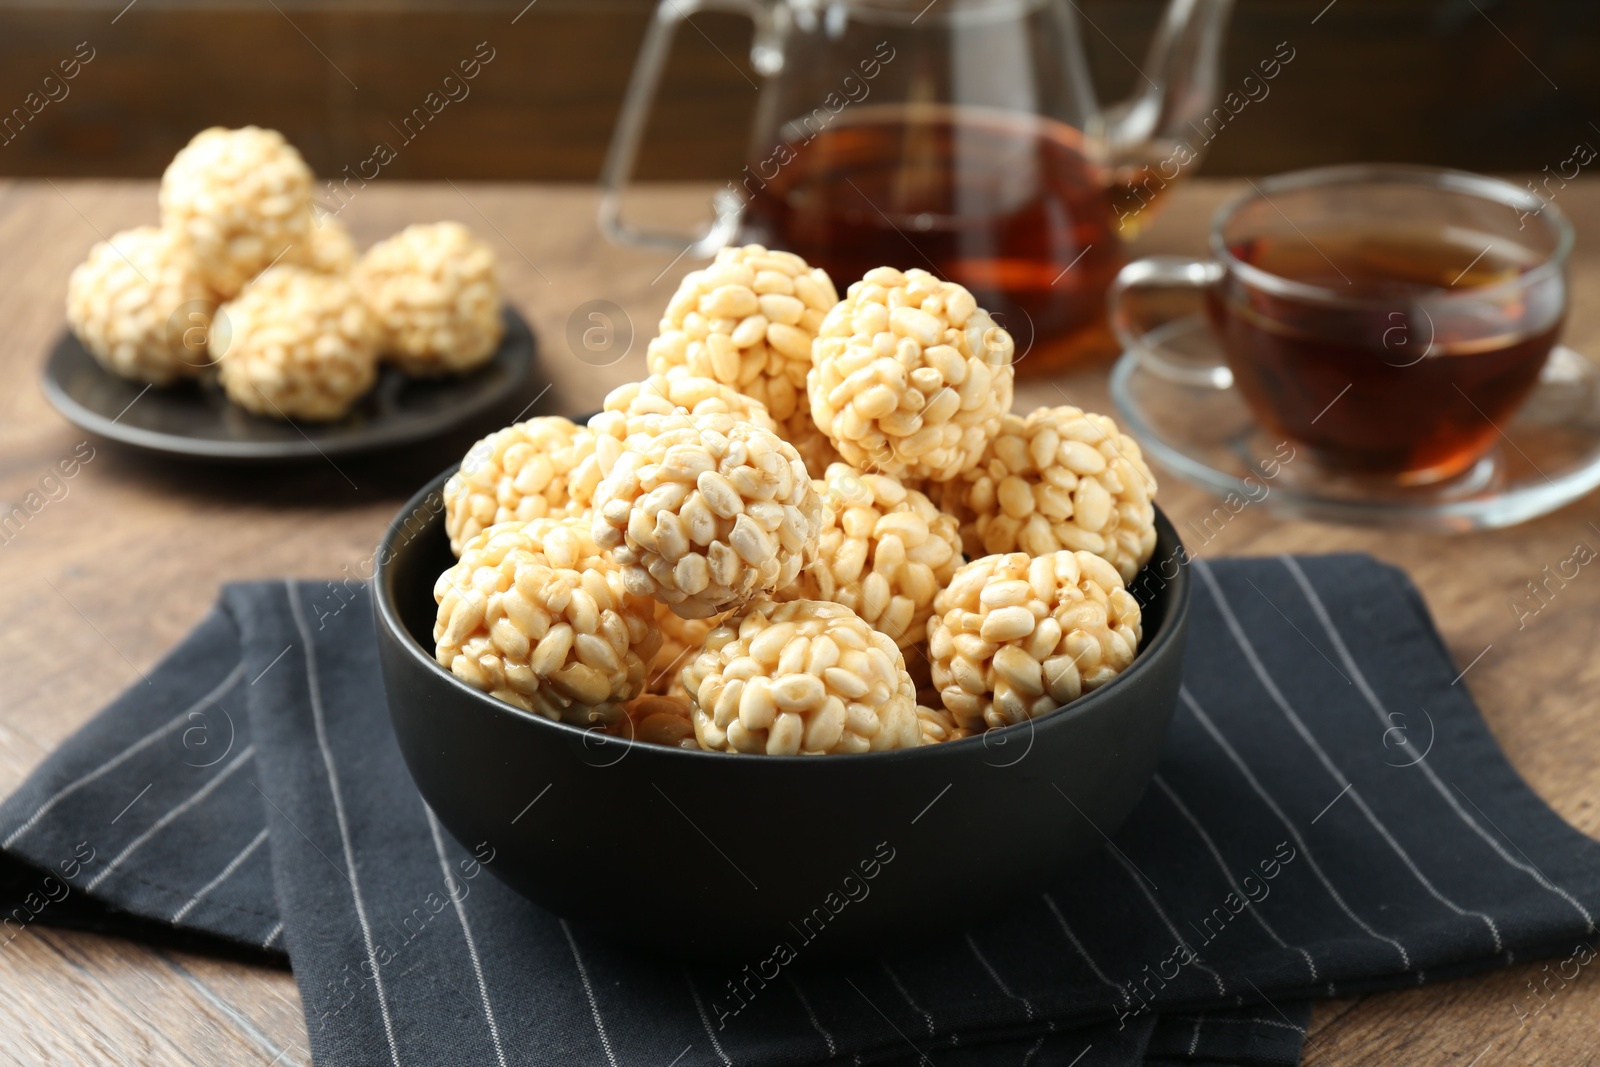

[354,221,503,377]
[213,266,378,421]
[302,216,358,275]
[775,463,961,650]
[592,412,823,619]
[681,600,920,754]
[620,693,699,749]
[443,417,603,556]
[928,550,1142,732]
[935,406,1158,583]
[645,600,717,696]
[809,267,1015,482]
[160,126,314,300]
[588,371,777,443]
[434,519,661,727]
[916,701,973,745]
[66,226,214,385]
[645,244,838,472]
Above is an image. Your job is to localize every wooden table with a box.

[1,178,1596,1065]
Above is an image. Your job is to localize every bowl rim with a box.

[373,462,1191,766]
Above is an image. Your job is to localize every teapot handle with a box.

[1099,0,1236,171]
[599,0,777,255]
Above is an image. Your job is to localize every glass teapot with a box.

[600,0,1235,374]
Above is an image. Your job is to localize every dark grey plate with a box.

[41,305,538,462]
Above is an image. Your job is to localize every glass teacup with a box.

[1109,165,1572,485]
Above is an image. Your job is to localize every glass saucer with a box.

[1108,315,1600,531]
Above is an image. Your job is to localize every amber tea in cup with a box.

[1111,166,1572,484]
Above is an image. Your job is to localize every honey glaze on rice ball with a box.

[934,405,1157,583]
[645,244,838,477]
[619,693,699,749]
[808,267,1014,482]
[443,416,603,556]
[928,550,1142,732]
[644,600,718,696]
[775,463,961,651]
[355,221,504,377]
[915,701,974,745]
[434,519,661,727]
[212,266,379,421]
[681,599,920,754]
[588,371,777,443]
[159,126,314,300]
[65,226,214,386]
[591,411,822,619]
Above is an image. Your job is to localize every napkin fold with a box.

[2,553,1597,1067]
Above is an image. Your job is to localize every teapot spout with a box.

[1099,0,1236,169]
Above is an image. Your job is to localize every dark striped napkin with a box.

[2,554,1597,1067]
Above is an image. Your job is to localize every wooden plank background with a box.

[0,0,1594,181]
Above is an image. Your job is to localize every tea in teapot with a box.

[602,0,1236,374]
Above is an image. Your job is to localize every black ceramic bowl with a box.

[374,466,1190,960]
